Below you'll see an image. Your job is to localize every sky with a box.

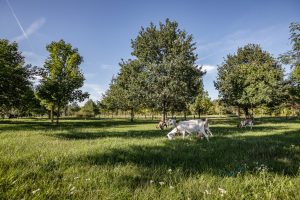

[1,0,299,103]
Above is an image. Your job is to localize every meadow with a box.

[0,117,299,199]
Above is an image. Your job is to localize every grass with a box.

[0,117,299,199]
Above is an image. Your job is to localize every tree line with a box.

[0,20,299,123]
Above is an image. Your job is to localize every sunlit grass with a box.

[0,117,299,199]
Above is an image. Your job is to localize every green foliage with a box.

[190,91,213,118]
[77,99,99,118]
[215,44,285,115]
[0,39,37,116]
[36,40,89,123]
[131,19,204,120]
[280,22,300,105]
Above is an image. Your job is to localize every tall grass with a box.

[0,117,299,199]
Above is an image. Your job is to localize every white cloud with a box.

[13,18,46,42]
[22,51,45,67]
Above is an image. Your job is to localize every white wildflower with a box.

[168,168,172,173]
[85,178,91,181]
[32,188,40,194]
[150,180,154,184]
[159,181,165,185]
[218,187,227,197]
[204,189,211,195]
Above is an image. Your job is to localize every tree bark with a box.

[184,111,187,120]
[56,106,60,125]
[130,108,134,122]
[198,110,201,119]
[50,106,54,123]
[237,106,241,118]
[162,101,166,122]
[243,107,249,117]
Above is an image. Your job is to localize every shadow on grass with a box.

[0,119,158,132]
[51,129,166,140]
[76,128,300,177]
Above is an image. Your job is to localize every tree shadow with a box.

[0,119,158,133]
[50,129,166,140]
[76,129,300,177]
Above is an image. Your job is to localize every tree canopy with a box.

[130,19,204,120]
[36,39,89,123]
[215,44,285,116]
[0,39,36,116]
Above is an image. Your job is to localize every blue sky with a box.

[1,0,299,102]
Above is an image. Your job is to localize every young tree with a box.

[78,99,99,118]
[0,39,36,116]
[215,44,285,117]
[36,40,89,124]
[280,22,300,109]
[190,91,213,118]
[131,19,204,121]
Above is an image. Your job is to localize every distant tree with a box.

[36,40,89,124]
[190,91,213,118]
[215,44,285,117]
[280,22,300,109]
[78,99,99,118]
[0,39,36,117]
[65,102,81,116]
[131,19,204,121]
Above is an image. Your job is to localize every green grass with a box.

[0,117,299,199]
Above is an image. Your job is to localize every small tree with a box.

[78,99,99,118]
[36,40,89,124]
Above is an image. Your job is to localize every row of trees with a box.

[101,20,300,121]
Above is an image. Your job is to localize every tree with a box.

[131,19,204,121]
[215,44,285,117]
[115,59,146,122]
[78,99,99,118]
[0,39,36,117]
[280,22,300,108]
[36,40,89,124]
[190,91,213,118]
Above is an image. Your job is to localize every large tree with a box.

[215,44,285,116]
[131,19,204,121]
[36,40,88,124]
[0,39,36,117]
[280,22,300,106]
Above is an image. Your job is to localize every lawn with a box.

[0,117,299,199]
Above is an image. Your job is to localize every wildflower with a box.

[204,189,211,195]
[85,178,91,181]
[159,181,165,185]
[150,180,154,184]
[32,188,41,194]
[168,169,172,173]
[218,187,227,197]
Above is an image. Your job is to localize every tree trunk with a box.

[184,111,187,120]
[243,107,249,117]
[130,108,134,122]
[50,106,54,123]
[198,110,201,119]
[56,107,60,125]
[162,102,166,122]
[237,106,241,118]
